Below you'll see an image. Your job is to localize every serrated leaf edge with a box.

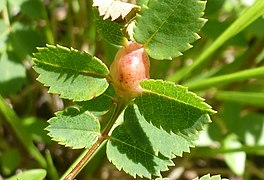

[45,109,101,149]
[134,1,208,60]
[33,44,109,77]
[32,44,109,101]
[140,119,198,159]
[107,136,174,179]
[140,79,216,115]
[193,174,227,180]
[137,79,214,136]
[46,127,100,149]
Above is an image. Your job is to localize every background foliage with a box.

[0,0,264,179]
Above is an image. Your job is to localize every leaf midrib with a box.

[48,127,100,134]
[110,136,161,158]
[144,0,183,47]
[33,58,108,78]
[141,89,212,113]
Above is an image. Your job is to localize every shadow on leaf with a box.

[107,105,172,178]
[135,93,210,135]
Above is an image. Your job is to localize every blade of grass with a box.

[45,150,59,180]
[0,95,47,168]
[185,66,264,90]
[60,140,107,180]
[167,0,264,82]
[193,145,264,157]
[215,91,264,107]
[61,100,127,180]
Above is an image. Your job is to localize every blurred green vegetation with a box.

[0,0,264,179]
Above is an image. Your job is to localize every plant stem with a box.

[66,0,75,47]
[61,99,128,180]
[192,145,264,157]
[102,99,128,135]
[2,5,10,27]
[45,150,59,180]
[42,0,55,44]
[63,136,105,180]
[167,0,264,82]
[185,66,264,90]
[0,95,47,168]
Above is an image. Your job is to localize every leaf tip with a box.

[46,44,55,49]
[209,109,217,115]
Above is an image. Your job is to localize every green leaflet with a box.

[136,0,149,6]
[7,169,47,180]
[236,114,264,146]
[0,52,26,96]
[107,125,173,179]
[193,174,227,180]
[106,79,214,178]
[124,104,198,158]
[223,134,246,175]
[0,20,9,56]
[94,9,126,45]
[33,44,109,101]
[76,85,116,116]
[1,149,20,176]
[221,103,264,146]
[9,22,46,59]
[46,107,101,149]
[134,0,207,60]
[0,0,6,12]
[135,80,215,135]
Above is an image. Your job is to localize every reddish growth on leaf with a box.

[109,41,150,99]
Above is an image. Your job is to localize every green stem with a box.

[77,0,88,46]
[2,5,10,27]
[62,136,105,180]
[61,99,128,180]
[45,150,59,180]
[66,0,75,47]
[192,145,264,157]
[49,1,58,43]
[216,90,264,107]
[0,95,47,168]
[42,1,55,44]
[102,99,128,135]
[167,0,264,82]
[185,66,264,90]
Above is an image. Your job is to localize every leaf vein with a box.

[144,0,184,47]
[110,136,158,158]
[141,89,207,112]
[49,127,100,134]
[34,59,108,78]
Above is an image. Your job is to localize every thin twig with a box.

[63,135,105,180]
[61,99,128,180]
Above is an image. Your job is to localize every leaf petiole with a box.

[102,98,129,136]
[61,98,128,180]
